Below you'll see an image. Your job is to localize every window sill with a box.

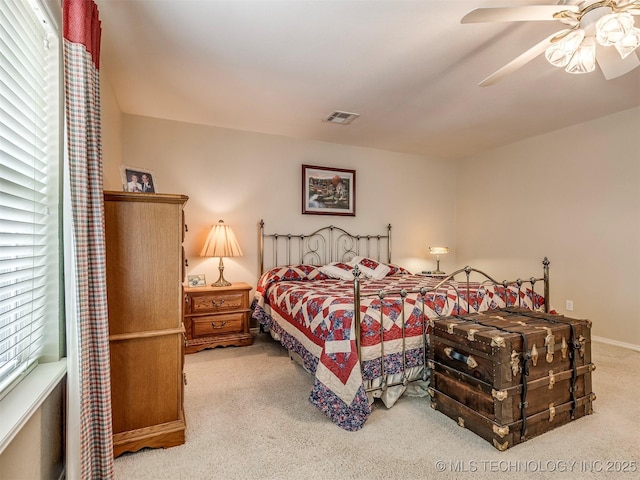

[0,359,67,455]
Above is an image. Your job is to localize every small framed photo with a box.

[187,274,206,287]
[302,164,356,216]
[120,165,157,193]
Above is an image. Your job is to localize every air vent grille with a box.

[323,110,360,125]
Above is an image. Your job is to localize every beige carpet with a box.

[114,334,640,480]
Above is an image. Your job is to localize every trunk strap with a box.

[502,308,580,419]
[453,311,532,438]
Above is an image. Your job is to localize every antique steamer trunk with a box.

[429,307,595,451]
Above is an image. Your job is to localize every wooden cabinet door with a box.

[104,192,188,457]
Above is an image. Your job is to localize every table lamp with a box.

[200,220,243,287]
[429,246,449,275]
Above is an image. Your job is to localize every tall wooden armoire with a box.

[103,191,188,457]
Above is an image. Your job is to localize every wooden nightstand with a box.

[183,282,253,354]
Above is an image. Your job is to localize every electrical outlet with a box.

[566,300,574,311]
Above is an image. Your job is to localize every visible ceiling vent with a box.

[323,110,360,125]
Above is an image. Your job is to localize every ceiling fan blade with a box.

[478,30,570,86]
[461,5,579,24]
[596,47,640,79]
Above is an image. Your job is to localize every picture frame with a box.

[187,274,206,287]
[302,164,356,216]
[120,165,157,193]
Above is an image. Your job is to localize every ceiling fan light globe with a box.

[545,46,569,67]
[565,37,597,74]
[545,29,586,67]
[596,12,634,46]
[614,27,640,58]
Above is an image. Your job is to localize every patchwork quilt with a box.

[251,264,546,431]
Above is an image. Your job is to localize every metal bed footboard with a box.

[352,258,551,394]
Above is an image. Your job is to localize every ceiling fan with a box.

[462,0,640,85]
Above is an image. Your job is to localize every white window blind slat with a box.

[0,164,47,194]
[0,272,47,296]
[0,184,48,203]
[0,219,47,235]
[0,338,45,365]
[0,43,47,101]
[0,288,47,315]
[0,199,48,217]
[0,317,46,342]
[0,127,48,170]
[0,205,47,226]
[3,0,48,54]
[0,199,47,217]
[0,102,48,153]
[0,27,46,94]
[0,319,45,343]
[0,141,48,182]
[0,246,47,264]
[0,235,47,249]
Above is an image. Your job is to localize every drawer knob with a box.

[212,321,227,329]
[211,299,225,307]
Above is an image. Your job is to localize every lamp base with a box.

[210,259,232,287]
[432,258,444,275]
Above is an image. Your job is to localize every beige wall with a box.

[0,380,65,480]
[100,64,122,187]
[109,114,458,287]
[100,76,639,347]
[456,107,640,347]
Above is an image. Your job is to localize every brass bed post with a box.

[329,226,334,263]
[516,278,523,309]
[399,289,408,386]
[259,219,265,276]
[286,234,291,266]
[377,291,387,391]
[419,288,429,382]
[543,257,550,313]
[387,224,392,263]
[353,266,362,361]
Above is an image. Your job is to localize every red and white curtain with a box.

[63,0,114,478]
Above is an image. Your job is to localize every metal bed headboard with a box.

[259,219,392,275]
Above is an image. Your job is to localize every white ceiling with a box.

[96,0,640,160]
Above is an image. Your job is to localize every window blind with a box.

[0,0,59,398]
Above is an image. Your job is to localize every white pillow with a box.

[319,262,356,280]
[349,256,391,280]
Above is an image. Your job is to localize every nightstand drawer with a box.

[192,313,244,337]
[190,292,245,313]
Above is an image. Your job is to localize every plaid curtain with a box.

[63,0,114,478]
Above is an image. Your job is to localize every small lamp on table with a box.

[200,220,243,287]
[428,246,449,275]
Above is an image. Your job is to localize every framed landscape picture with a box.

[120,165,157,193]
[302,164,355,216]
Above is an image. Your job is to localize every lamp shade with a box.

[429,246,450,255]
[200,220,243,258]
